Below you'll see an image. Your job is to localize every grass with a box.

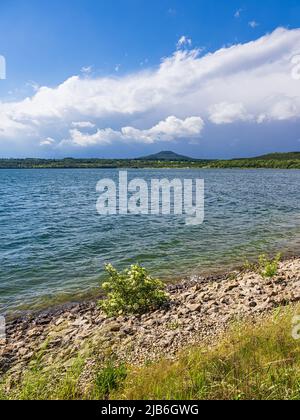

[244,253,282,278]
[1,305,299,400]
[114,305,300,400]
[258,254,281,278]
[94,361,127,399]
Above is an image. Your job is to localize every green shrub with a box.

[99,264,169,316]
[258,253,282,278]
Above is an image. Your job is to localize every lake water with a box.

[1,168,300,315]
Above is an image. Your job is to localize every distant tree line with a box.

[0,157,300,169]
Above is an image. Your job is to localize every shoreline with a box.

[1,256,300,382]
[4,252,299,322]
[3,267,235,324]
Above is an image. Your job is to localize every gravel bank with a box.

[1,258,300,379]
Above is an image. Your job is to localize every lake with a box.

[1,168,300,315]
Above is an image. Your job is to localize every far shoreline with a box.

[1,166,300,170]
[1,151,300,170]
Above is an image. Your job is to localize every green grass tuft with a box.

[94,361,127,399]
[258,253,281,278]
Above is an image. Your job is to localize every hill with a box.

[250,152,300,161]
[138,151,196,161]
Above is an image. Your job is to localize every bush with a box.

[99,264,169,316]
[258,253,281,278]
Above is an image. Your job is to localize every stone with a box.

[17,347,28,357]
[27,329,41,338]
[224,284,239,293]
[121,327,135,336]
[220,297,230,305]
[55,317,65,326]
[70,319,84,327]
[186,303,201,312]
[48,338,62,347]
[107,322,121,332]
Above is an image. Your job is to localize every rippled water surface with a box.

[1,169,300,314]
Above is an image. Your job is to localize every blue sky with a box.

[0,0,300,158]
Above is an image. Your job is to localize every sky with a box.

[0,0,300,159]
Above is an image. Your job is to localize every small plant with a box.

[167,321,180,331]
[258,253,281,278]
[99,264,169,316]
[94,361,127,399]
[243,259,256,272]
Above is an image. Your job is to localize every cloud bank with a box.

[1,27,300,155]
[64,116,204,147]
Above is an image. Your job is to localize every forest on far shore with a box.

[1,152,300,169]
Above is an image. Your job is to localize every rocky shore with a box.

[1,258,300,383]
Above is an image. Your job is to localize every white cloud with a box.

[177,35,192,49]
[234,9,243,18]
[66,128,117,147]
[81,66,93,75]
[258,97,300,122]
[64,116,204,147]
[40,137,56,146]
[0,27,300,151]
[121,116,204,143]
[26,81,40,92]
[249,21,259,28]
[71,121,96,128]
[209,102,252,124]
